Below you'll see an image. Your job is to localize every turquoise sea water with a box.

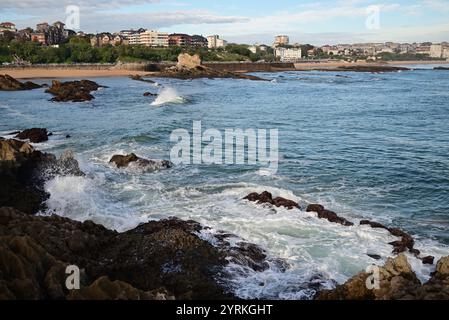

[1,66,449,298]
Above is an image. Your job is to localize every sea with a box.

[1,64,449,299]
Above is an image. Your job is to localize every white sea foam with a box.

[150,87,185,106]
[41,169,449,299]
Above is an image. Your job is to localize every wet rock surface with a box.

[130,74,156,83]
[0,74,41,91]
[0,207,278,300]
[152,54,268,81]
[316,253,449,300]
[306,204,354,226]
[244,191,300,210]
[45,80,104,102]
[0,138,84,215]
[14,128,50,143]
[109,153,172,171]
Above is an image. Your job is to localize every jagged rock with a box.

[243,191,300,210]
[152,54,267,81]
[15,128,49,143]
[129,74,155,83]
[0,74,41,91]
[0,139,84,214]
[143,92,157,96]
[306,204,354,226]
[360,219,421,257]
[67,276,174,300]
[367,254,382,260]
[421,256,435,265]
[45,80,104,102]
[177,53,202,69]
[109,153,172,171]
[0,207,275,299]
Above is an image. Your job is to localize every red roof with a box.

[1,22,15,27]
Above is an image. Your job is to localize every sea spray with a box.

[151,87,185,106]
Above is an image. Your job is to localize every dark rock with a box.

[15,128,49,143]
[109,153,173,171]
[243,191,300,210]
[45,80,105,102]
[0,207,276,299]
[143,92,157,97]
[0,74,41,91]
[306,204,354,226]
[367,254,382,260]
[151,54,268,81]
[360,220,388,230]
[0,139,84,215]
[434,67,449,70]
[65,135,71,139]
[130,74,156,83]
[421,256,435,265]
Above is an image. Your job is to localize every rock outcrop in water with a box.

[14,128,50,143]
[45,80,104,102]
[151,54,268,81]
[244,191,300,210]
[306,204,354,226]
[0,74,41,91]
[109,153,172,171]
[316,253,449,300]
[295,65,410,73]
[0,138,84,214]
[129,74,156,83]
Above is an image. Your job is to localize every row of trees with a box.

[0,36,278,64]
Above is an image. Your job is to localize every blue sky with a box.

[1,0,449,45]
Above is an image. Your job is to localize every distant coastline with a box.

[1,60,448,79]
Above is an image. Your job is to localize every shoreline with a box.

[0,60,448,79]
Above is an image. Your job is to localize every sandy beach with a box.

[0,68,148,79]
[1,60,447,79]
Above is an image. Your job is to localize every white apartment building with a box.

[207,35,227,48]
[275,47,302,62]
[129,33,140,45]
[139,30,169,47]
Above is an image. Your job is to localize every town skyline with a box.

[2,0,449,46]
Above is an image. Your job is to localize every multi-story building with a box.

[31,32,46,45]
[190,35,208,47]
[207,35,227,48]
[0,22,17,35]
[430,44,443,58]
[139,30,169,47]
[169,33,192,46]
[275,47,302,62]
[416,45,431,55]
[273,35,289,47]
[129,33,141,45]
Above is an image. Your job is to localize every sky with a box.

[1,0,449,45]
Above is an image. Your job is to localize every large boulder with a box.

[109,153,172,171]
[0,74,41,91]
[15,128,50,143]
[306,204,354,226]
[177,53,202,69]
[0,139,84,214]
[243,191,300,210]
[45,80,104,102]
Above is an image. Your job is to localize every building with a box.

[0,22,17,35]
[169,33,192,46]
[139,30,169,47]
[416,45,431,55]
[129,33,141,45]
[273,35,289,47]
[31,33,46,44]
[275,47,302,62]
[207,35,227,48]
[190,35,208,47]
[248,45,257,54]
[430,44,443,58]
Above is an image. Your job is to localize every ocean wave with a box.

[151,87,186,106]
